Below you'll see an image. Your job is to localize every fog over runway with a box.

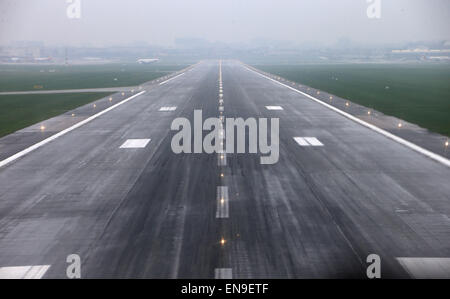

[0,61,449,279]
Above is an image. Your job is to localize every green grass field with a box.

[0,63,187,92]
[0,63,188,138]
[0,92,111,137]
[255,64,450,136]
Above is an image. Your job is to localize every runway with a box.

[0,60,449,279]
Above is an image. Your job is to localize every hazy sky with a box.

[0,0,449,46]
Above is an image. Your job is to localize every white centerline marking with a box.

[265,105,283,110]
[218,152,227,166]
[215,268,232,279]
[120,139,151,149]
[0,91,146,169]
[0,265,50,279]
[159,106,177,111]
[397,257,450,279]
[245,65,450,168]
[159,72,185,85]
[216,186,229,218]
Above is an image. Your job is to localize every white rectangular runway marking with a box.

[0,91,146,169]
[0,265,50,279]
[219,106,224,112]
[120,139,151,149]
[294,137,323,147]
[304,137,323,146]
[215,268,232,279]
[397,258,450,279]
[245,65,450,168]
[159,106,177,111]
[265,106,283,110]
[294,137,310,146]
[216,186,229,218]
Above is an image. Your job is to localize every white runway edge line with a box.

[215,268,232,279]
[244,66,450,168]
[0,90,145,169]
[0,265,50,279]
[159,72,185,85]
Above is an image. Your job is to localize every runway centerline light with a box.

[445,141,449,147]
[398,123,403,128]
[40,125,45,131]
[220,238,226,246]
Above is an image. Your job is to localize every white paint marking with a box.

[0,265,50,279]
[0,91,146,169]
[215,268,232,279]
[218,152,227,166]
[245,66,450,167]
[304,137,324,146]
[120,139,151,149]
[159,72,185,85]
[294,137,310,146]
[219,106,224,112]
[397,258,450,279]
[159,106,177,111]
[216,186,229,218]
[265,105,283,110]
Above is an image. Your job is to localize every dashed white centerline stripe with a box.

[216,186,229,218]
[159,72,185,85]
[265,105,283,110]
[0,265,50,279]
[245,65,450,168]
[119,139,151,149]
[0,90,146,169]
[218,152,227,166]
[215,268,232,279]
[397,257,450,279]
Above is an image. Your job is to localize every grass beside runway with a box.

[0,92,111,137]
[255,64,450,137]
[0,64,188,92]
